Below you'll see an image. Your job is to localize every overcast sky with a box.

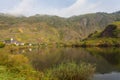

[0,0,120,17]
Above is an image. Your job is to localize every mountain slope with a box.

[81,21,120,47]
[0,11,120,43]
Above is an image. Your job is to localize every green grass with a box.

[42,62,95,80]
[0,42,5,48]
[80,38,120,47]
[0,47,96,80]
[0,52,42,80]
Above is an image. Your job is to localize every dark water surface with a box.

[2,47,120,80]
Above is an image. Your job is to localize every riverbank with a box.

[0,47,96,80]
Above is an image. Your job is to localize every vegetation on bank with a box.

[69,22,120,47]
[0,42,5,48]
[0,11,120,80]
[42,62,95,80]
[0,51,42,80]
[0,48,95,80]
[79,38,120,47]
[1,22,120,48]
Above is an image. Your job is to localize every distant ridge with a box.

[0,11,120,43]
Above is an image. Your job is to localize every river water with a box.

[3,47,120,80]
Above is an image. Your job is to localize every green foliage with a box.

[42,62,95,80]
[0,47,96,80]
[112,22,120,37]
[112,21,120,27]
[80,22,120,47]
[0,53,9,65]
[0,52,42,80]
[0,42,5,48]
[0,11,120,43]
[88,31,101,39]
[80,38,120,47]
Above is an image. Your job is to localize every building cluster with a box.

[3,38,25,46]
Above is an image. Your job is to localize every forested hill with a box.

[0,11,120,43]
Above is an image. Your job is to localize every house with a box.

[4,38,24,46]
[29,43,32,46]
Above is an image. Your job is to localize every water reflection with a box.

[9,48,33,54]
[1,47,120,80]
[86,47,120,73]
[22,47,120,74]
[4,47,120,73]
[93,72,120,80]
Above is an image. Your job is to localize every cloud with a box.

[59,0,87,16]
[8,0,100,17]
[8,0,34,16]
[34,0,100,17]
[46,0,100,17]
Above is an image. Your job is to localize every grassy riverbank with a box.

[0,48,95,80]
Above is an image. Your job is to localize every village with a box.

[2,38,32,46]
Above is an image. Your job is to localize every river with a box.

[3,47,120,80]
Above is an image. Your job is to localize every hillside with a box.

[0,11,120,44]
[81,22,120,47]
[88,21,120,38]
[100,24,120,38]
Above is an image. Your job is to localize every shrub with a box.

[42,62,95,80]
[0,53,9,65]
[0,53,42,80]
[0,42,5,48]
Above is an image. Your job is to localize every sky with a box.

[0,0,120,17]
